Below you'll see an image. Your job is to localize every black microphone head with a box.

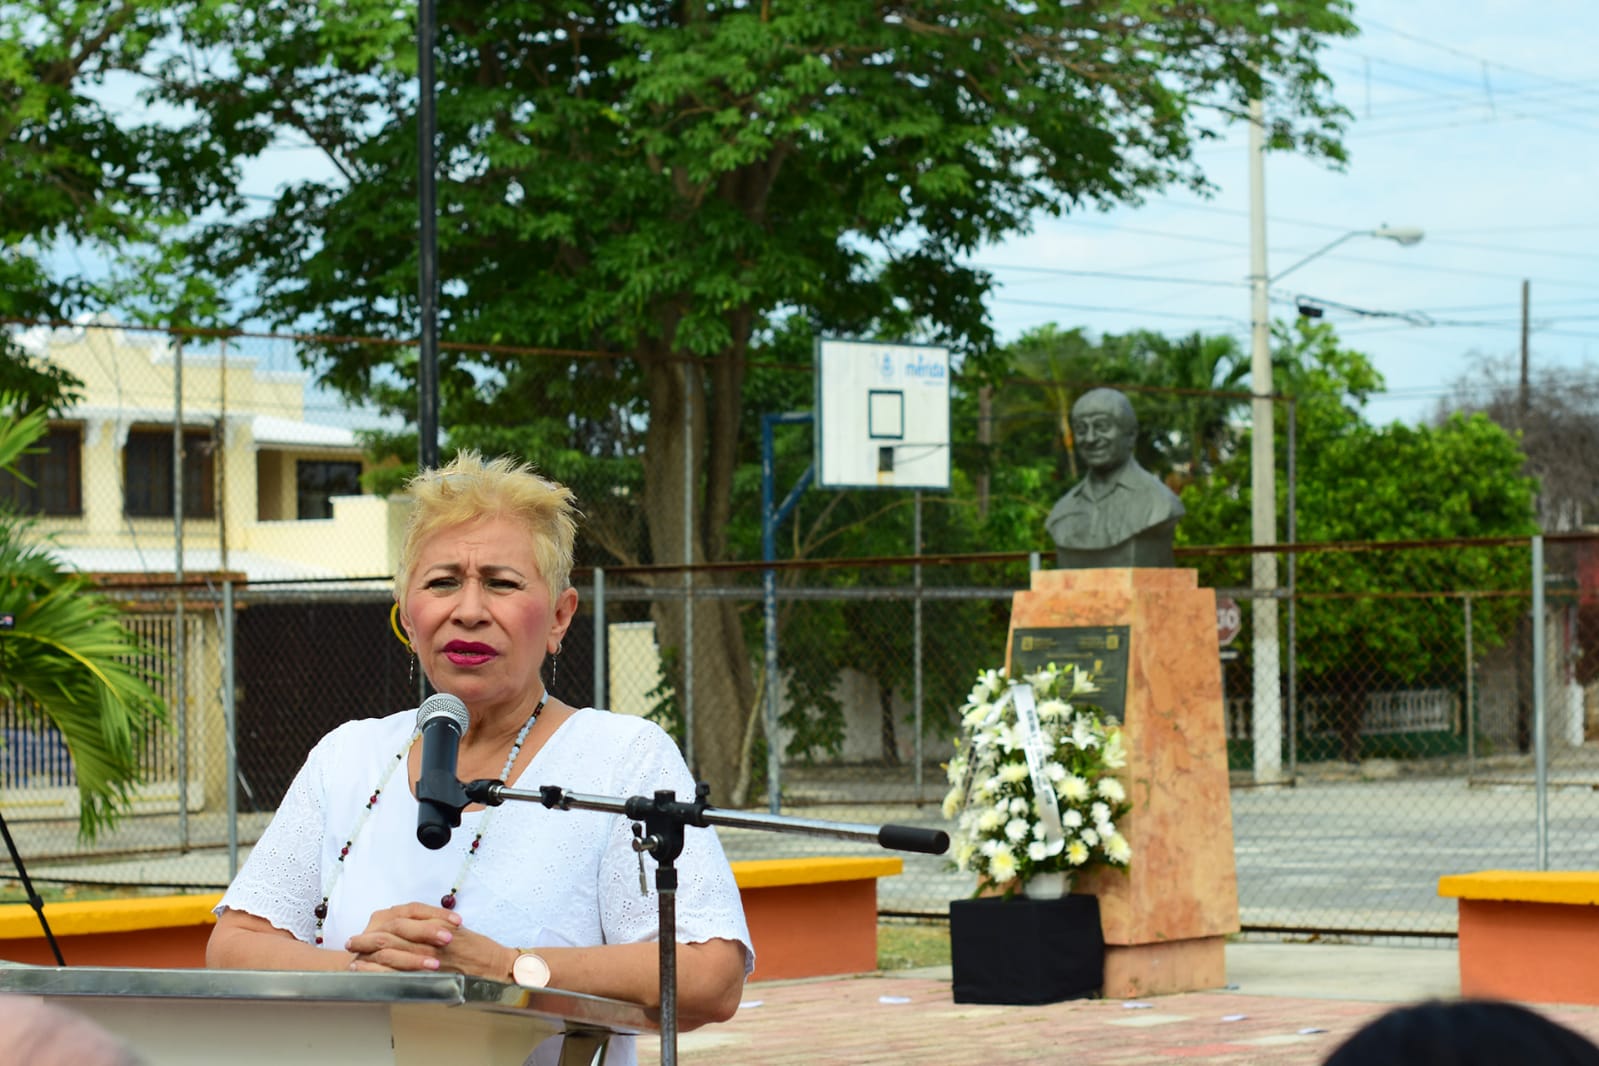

[417,692,469,735]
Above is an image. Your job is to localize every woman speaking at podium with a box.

[207,452,752,1055]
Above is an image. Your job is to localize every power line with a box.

[977,264,1242,289]
[1359,16,1595,93]
[988,296,1243,325]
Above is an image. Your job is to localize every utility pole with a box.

[417,0,439,471]
[1247,97,1284,785]
[1519,279,1530,428]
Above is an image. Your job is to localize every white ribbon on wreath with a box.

[1002,682,1065,852]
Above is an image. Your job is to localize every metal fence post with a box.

[1463,593,1475,771]
[173,339,189,850]
[592,567,606,712]
[224,579,238,878]
[1533,535,1548,870]
[913,491,924,802]
[682,369,695,769]
[1287,398,1298,777]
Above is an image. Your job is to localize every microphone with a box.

[415,693,470,850]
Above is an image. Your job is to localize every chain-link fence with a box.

[5,315,1597,939]
[4,534,1599,942]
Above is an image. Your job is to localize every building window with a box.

[124,428,215,518]
[296,460,362,519]
[0,424,82,516]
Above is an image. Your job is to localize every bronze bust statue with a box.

[1045,387,1184,569]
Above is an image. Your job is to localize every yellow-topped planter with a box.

[1438,869,1599,1005]
[0,857,904,981]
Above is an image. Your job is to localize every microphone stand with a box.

[462,778,948,1066]
[0,809,64,965]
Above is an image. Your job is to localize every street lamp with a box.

[1271,226,1425,284]
[1247,99,1423,784]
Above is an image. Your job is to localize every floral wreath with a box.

[943,662,1132,895]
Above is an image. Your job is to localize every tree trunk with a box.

[640,338,758,806]
[1515,611,1534,754]
[879,681,900,767]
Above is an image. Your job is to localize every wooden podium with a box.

[0,965,652,1066]
[1008,568,1239,997]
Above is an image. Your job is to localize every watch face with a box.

[513,953,550,989]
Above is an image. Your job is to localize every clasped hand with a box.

[345,902,503,977]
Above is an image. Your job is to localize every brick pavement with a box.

[638,973,1599,1065]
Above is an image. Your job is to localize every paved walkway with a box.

[638,942,1599,1065]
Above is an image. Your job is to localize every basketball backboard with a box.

[814,338,950,490]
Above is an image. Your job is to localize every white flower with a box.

[1081,828,1100,847]
[977,809,1006,833]
[1028,840,1050,862]
[999,761,1029,784]
[1062,808,1084,829]
[1005,818,1030,843]
[1097,777,1126,804]
[1071,716,1101,750]
[941,789,963,820]
[971,668,1005,702]
[1102,730,1127,769]
[954,842,977,870]
[990,848,1018,883]
[1060,775,1090,802]
[945,751,967,784]
[1008,797,1028,816]
[1066,840,1089,866]
[1091,801,1111,827]
[1037,698,1070,721]
[1105,832,1132,865]
[1045,761,1067,783]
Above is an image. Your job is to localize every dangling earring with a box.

[545,642,562,688]
[390,603,419,694]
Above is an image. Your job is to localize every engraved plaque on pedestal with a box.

[1009,625,1130,721]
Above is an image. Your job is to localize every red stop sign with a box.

[1216,596,1241,646]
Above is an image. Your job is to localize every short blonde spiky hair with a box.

[394,451,580,610]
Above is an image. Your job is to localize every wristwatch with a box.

[512,951,552,989]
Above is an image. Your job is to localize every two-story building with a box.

[5,317,406,582]
[2,318,413,833]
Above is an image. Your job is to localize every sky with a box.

[969,0,1599,425]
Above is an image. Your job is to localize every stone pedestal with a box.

[1007,568,1239,997]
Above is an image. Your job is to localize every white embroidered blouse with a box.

[218,707,753,1065]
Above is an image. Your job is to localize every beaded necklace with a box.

[312,689,548,946]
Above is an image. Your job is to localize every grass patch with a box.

[877,920,951,971]
[0,881,164,906]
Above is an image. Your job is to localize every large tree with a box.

[0,1,237,403]
[78,1,1355,800]
[1181,321,1538,759]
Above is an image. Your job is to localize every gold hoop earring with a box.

[389,603,412,649]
